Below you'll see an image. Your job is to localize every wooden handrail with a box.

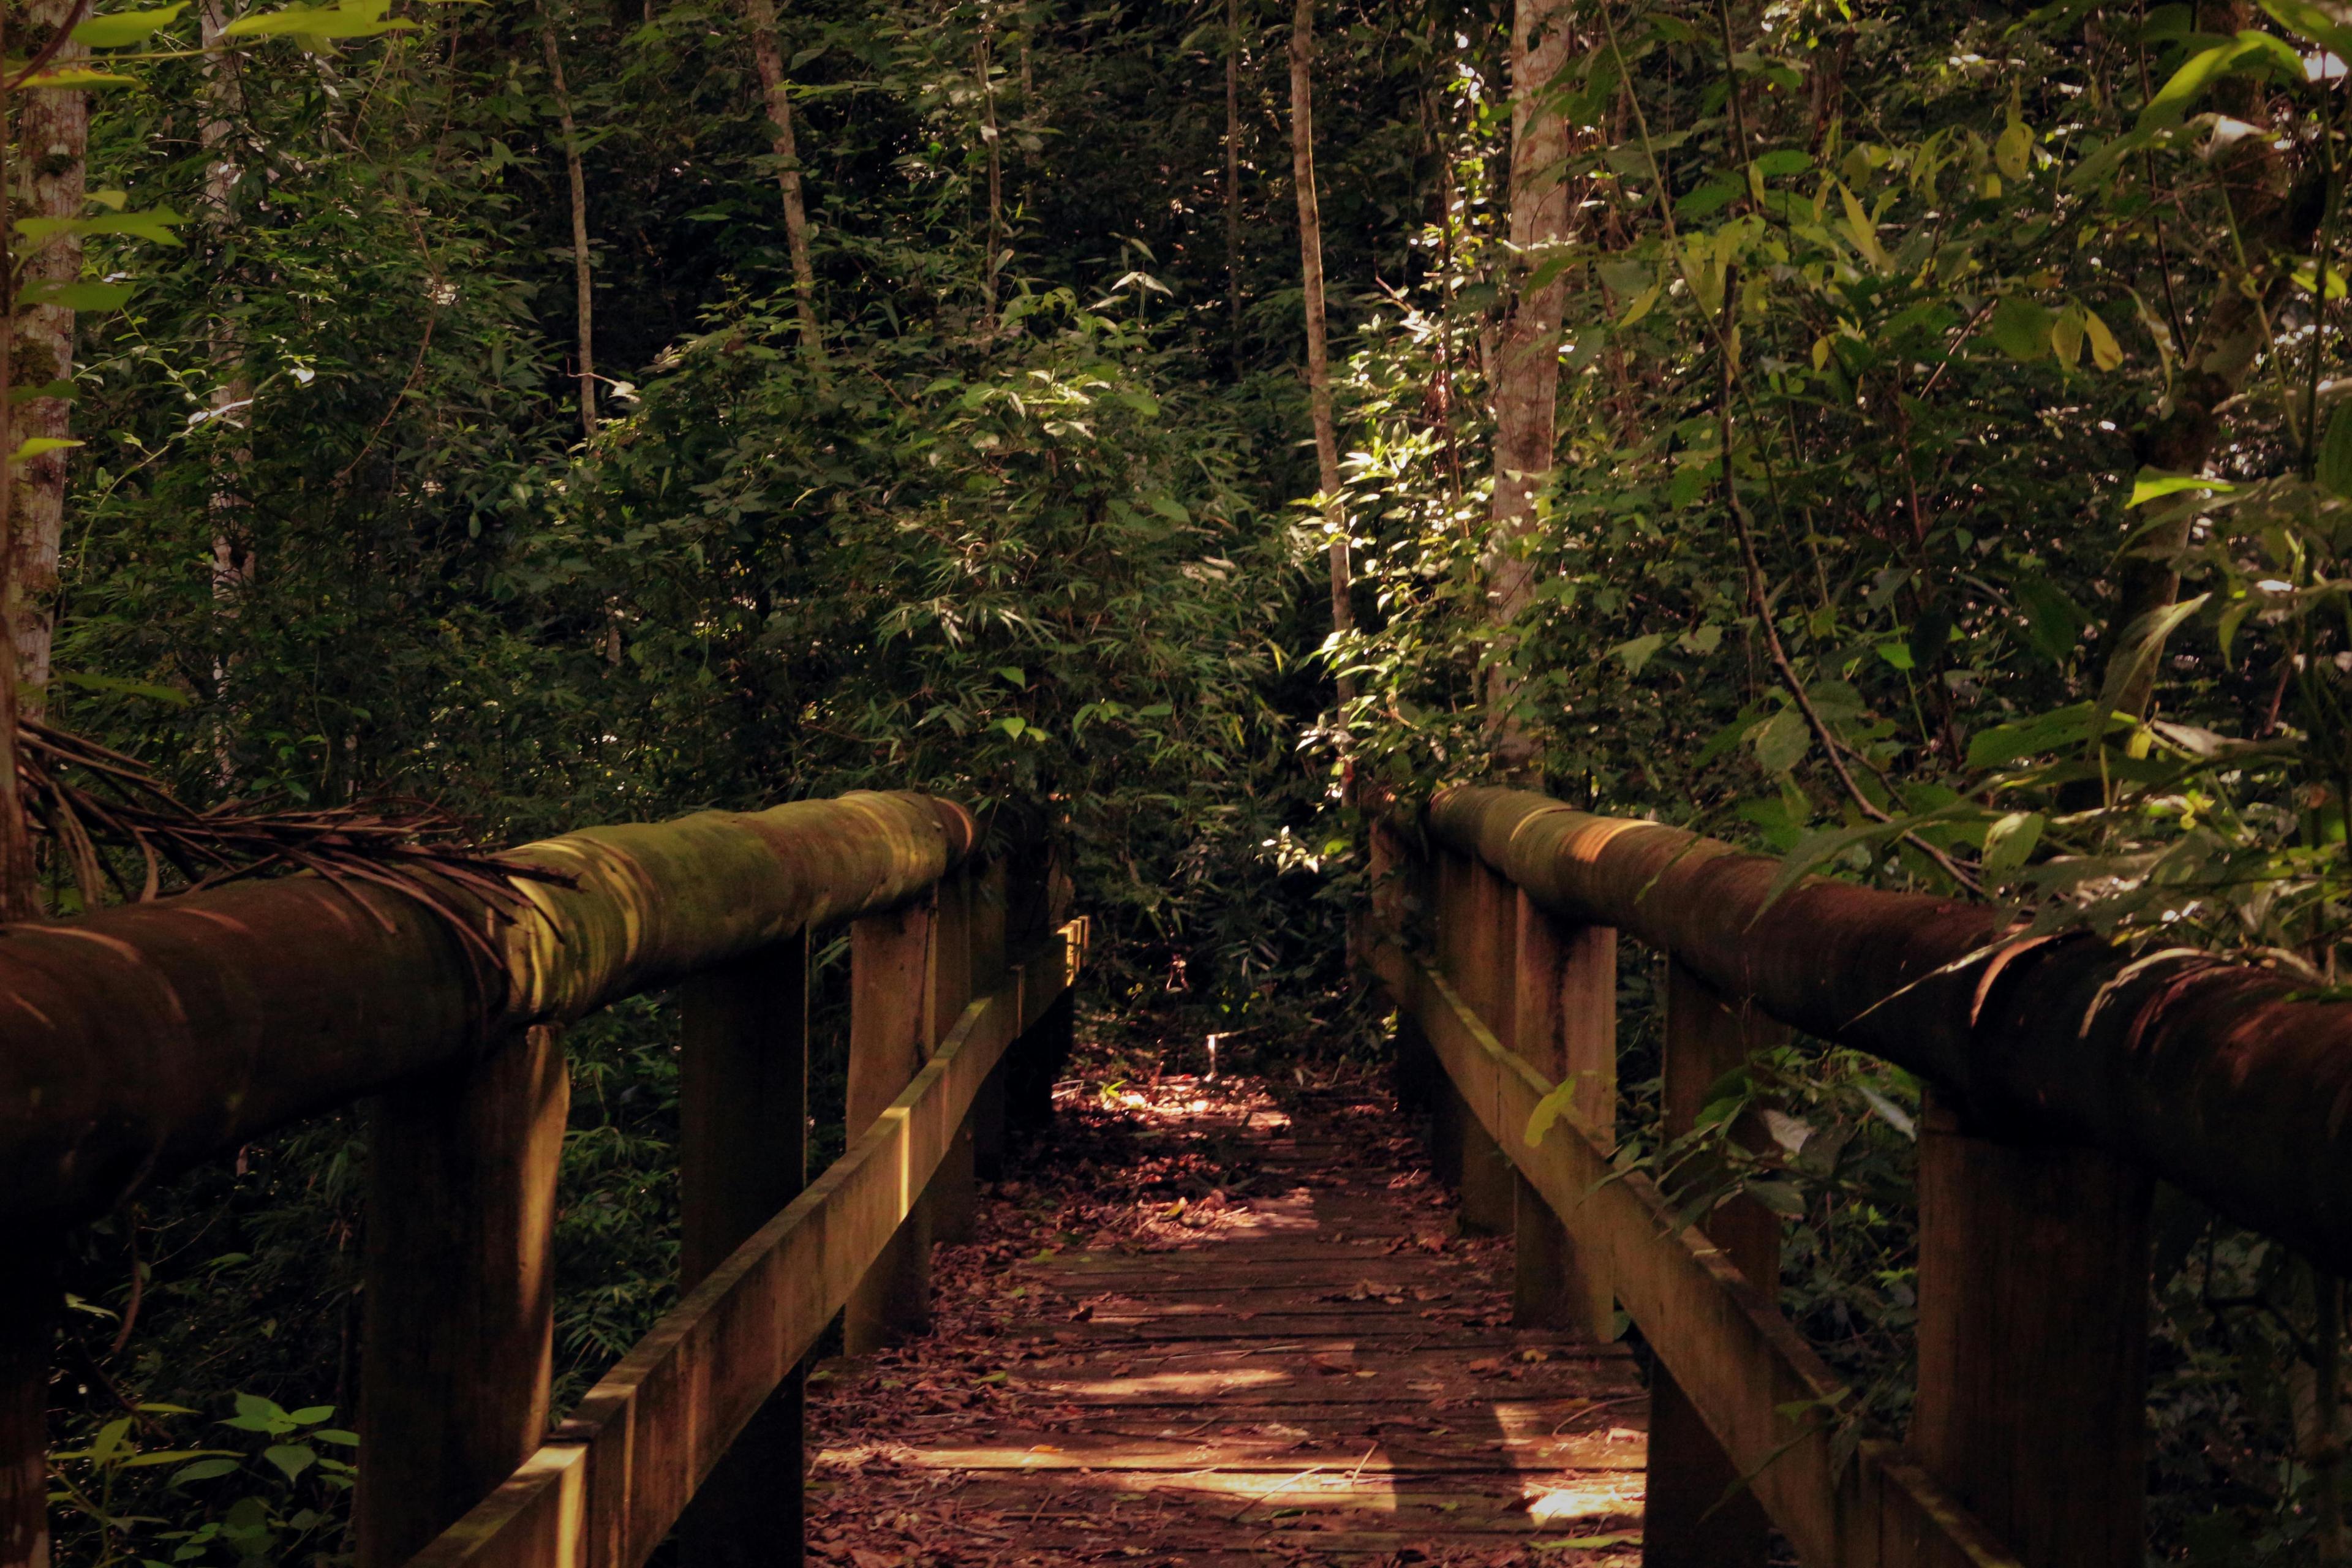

[0,788,1079,1568]
[1373,790,2230,1568]
[1422,786,2352,1274]
[0,790,974,1228]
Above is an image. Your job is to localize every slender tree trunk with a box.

[1225,0,1243,371]
[540,7,597,437]
[978,9,1003,334]
[743,0,823,369]
[0,20,37,923]
[200,0,254,782]
[1483,0,1574,778]
[1289,0,1352,702]
[10,0,86,723]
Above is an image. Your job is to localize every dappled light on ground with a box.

[804,1038,1648,1565]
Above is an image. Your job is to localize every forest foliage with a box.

[15,0,2352,1561]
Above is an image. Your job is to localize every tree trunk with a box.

[978,9,1002,334]
[0,18,37,920]
[200,0,254,783]
[1483,0,1575,778]
[743,0,824,369]
[10,0,87,722]
[540,9,597,437]
[1289,0,1352,702]
[1225,0,1243,371]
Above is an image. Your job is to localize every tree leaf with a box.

[72,2,186,46]
[1611,632,1664,673]
[1981,811,2046,876]
[1752,707,1810,774]
[1988,296,2052,362]
[2318,403,2352,499]
[2082,306,2123,370]
[261,1444,317,1481]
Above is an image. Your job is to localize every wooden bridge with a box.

[2,783,2347,1567]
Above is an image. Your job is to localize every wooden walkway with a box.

[805,1063,1648,1566]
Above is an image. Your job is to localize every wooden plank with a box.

[1911,1095,2152,1568]
[359,1025,568,1568]
[407,926,1082,1568]
[676,937,810,1567]
[1382,947,2020,1568]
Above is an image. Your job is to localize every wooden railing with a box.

[0,790,1084,1568]
[1369,785,2352,1568]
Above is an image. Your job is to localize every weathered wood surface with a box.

[1,791,976,1228]
[805,1073,1651,1564]
[1381,944,2022,1568]
[405,921,1084,1568]
[358,1024,570,1568]
[1421,785,2352,1274]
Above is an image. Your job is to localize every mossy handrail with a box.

[0,788,1084,1568]
[1369,784,2329,1568]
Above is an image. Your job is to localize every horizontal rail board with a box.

[1381,944,2017,1568]
[0,791,976,1226]
[405,920,1087,1568]
[1420,787,2352,1274]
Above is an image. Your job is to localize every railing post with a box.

[1,1237,56,1568]
[1512,892,1616,1337]
[1912,1093,2152,1568]
[676,935,810,1567]
[968,861,1010,1181]
[1005,845,1072,1137]
[927,870,981,1243]
[1642,960,1782,1568]
[1433,852,1513,1235]
[846,890,937,1352]
[356,1024,568,1568]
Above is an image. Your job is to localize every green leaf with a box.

[991,665,1026,687]
[2082,306,2123,371]
[2127,469,2234,507]
[2318,404,2352,499]
[9,437,80,463]
[1761,820,1899,910]
[72,2,186,46]
[2015,577,2089,665]
[21,66,139,86]
[1875,643,1916,671]
[17,278,134,312]
[1611,632,1664,673]
[286,1406,334,1425]
[19,208,186,247]
[2260,0,2352,56]
[119,1448,241,1469]
[170,1458,241,1487]
[1981,811,2046,876]
[50,670,190,707]
[1988,296,2053,363]
[1966,701,2104,769]
[1753,149,1810,177]
[1752,707,1811,774]
[220,0,416,44]
[311,1429,359,1447]
[261,1444,316,1482]
[2095,593,2212,719]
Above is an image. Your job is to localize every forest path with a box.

[804,1052,1649,1566]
